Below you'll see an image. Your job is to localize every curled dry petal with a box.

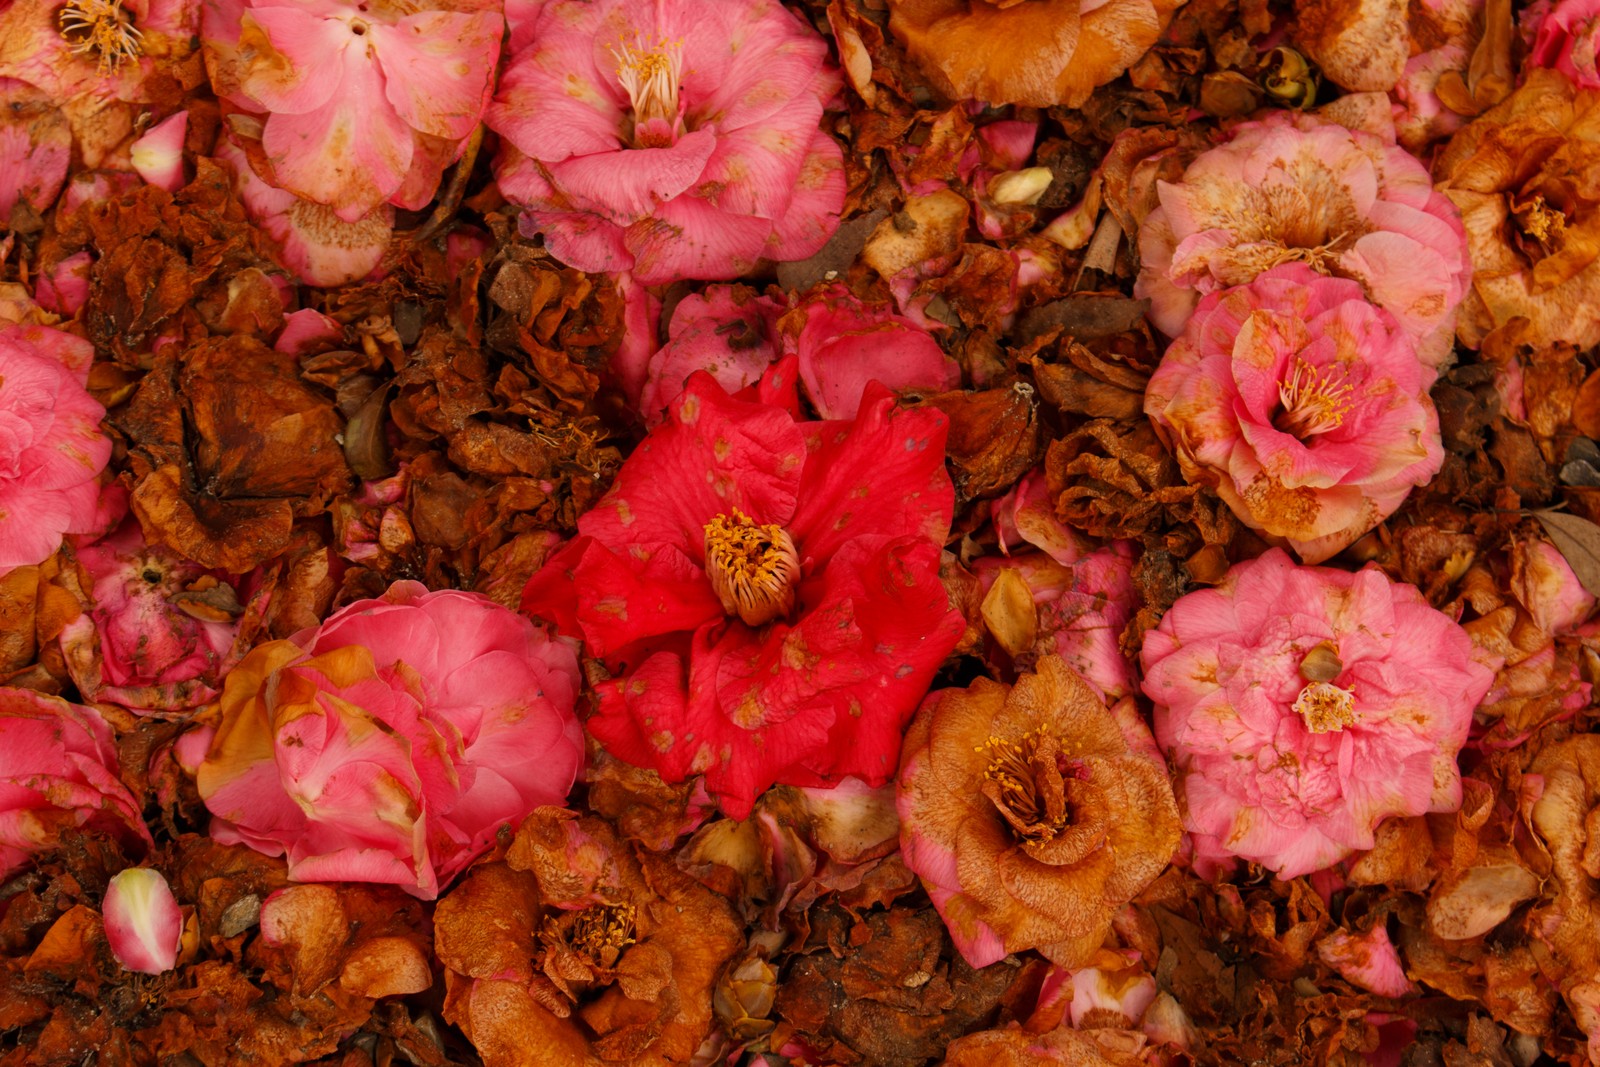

[1292,0,1409,92]
[886,0,1186,108]
[897,656,1180,969]
[103,867,184,975]
[1141,549,1499,879]
[1144,264,1443,564]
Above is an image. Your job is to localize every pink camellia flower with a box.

[1528,0,1600,88]
[486,0,847,284]
[638,285,784,422]
[1144,264,1443,565]
[1140,549,1499,879]
[0,688,152,879]
[103,866,184,975]
[0,323,112,575]
[195,581,584,899]
[58,515,269,715]
[522,371,963,819]
[201,0,503,222]
[1135,111,1471,369]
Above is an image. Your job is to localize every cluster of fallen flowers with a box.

[7,0,1600,1063]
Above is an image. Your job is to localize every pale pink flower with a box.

[1316,924,1417,998]
[1513,538,1597,636]
[1528,0,1600,88]
[0,77,70,228]
[58,515,268,715]
[215,137,391,287]
[195,580,584,899]
[638,285,782,422]
[486,0,847,284]
[1135,112,1471,369]
[0,688,152,879]
[103,867,184,975]
[1144,264,1443,565]
[0,323,111,575]
[991,465,1087,566]
[1391,45,1471,153]
[202,0,503,222]
[129,109,186,191]
[1140,549,1499,879]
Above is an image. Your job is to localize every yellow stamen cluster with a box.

[612,33,684,138]
[976,727,1069,842]
[58,0,144,75]
[1276,358,1354,438]
[703,510,799,627]
[542,901,637,971]
[1292,681,1358,734]
[1518,195,1568,249]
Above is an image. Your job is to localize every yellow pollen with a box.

[58,0,144,75]
[542,901,637,971]
[612,33,684,134]
[703,510,800,627]
[1276,358,1354,438]
[976,728,1071,842]
[1292,681,1357,734]
[1518,195,1568,248]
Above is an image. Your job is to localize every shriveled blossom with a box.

[201,0,503,222]
[897,656,1181,969]
[522,372,963,819]
[1436,69,1600,350]
[437,807,743,1067]
[885,0,1186,108]
[486,0,846,284]
[1144,264,1443,565]
[195,581,584,899]
[0,323,112,576]
[0,687,151,879]
[1140,549,1498,879]
[57,515,269,715]
[1527,0,1600,88]
[1135,111,1471,368]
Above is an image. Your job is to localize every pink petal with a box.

[373,11,502,140]
[103,867,184,975]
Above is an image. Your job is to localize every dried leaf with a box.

[1532,510,1600,597]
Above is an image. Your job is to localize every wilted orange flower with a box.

[896,656,1180,969]
[1437,68,1600,349]
[886,0,1186,108]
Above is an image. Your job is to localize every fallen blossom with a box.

[1136,111,1471,368]
[0,687,151,879]
[0,322,111,575]
[1144,264,1443,564]
[196,580,584,899]
[523,372,963,819]
[1527,0,1600,88]
[898,656,1180,968]
[103,866,184,974]
[1141,549,1498,879]
[486,0,846,284]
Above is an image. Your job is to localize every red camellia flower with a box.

[523,368,963,819]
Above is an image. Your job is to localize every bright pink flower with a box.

[0,323,111,575]
[215,137,391,287]
[1140,549,1499,879]
[195,581,584,899]
[1528,0,1600,88]
[0,688,152,879]
[522,373,963,819]
[486,0,847,285]
[1135,112,1471,369]
[103,866,184,975]
[1144,264,1443,565]
[58,515,268,714]
[639,285,783,423]
[202,0,503,222]
[0,77,69,227]
[787,284,960,420]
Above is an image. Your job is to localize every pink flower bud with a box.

[130,111,187,193]
[103,867,183,975]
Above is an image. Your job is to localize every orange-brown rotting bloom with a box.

[896,656,1181,968]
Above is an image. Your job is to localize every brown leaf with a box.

[1532,510,1600,597]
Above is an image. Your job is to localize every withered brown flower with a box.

[941,1023,1148,1065]
[886,0,1186,108]
[896,656,1180,968]
[436,807,743,1067]
[1437,68,1600,350]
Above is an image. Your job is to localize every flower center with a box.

[57,0,144,74]
[613,34,684,148]
[1275,358,1354,438]
[1513,194,1568,256]
[540,901,637,976]
[977,728,1080,843]
[1293,681,1357,734]
[703,510,800,627]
